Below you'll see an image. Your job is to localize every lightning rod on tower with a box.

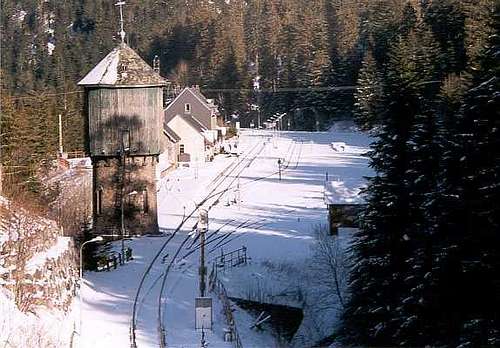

[115,1,126,44]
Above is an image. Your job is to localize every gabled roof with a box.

[166,114,208,134]
[163,125,181,143]
[183,114,208,133]
[165,87,217,113]
[190,87,212,108]
[78,43,166,87]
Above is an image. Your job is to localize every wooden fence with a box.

[212,246,248,271]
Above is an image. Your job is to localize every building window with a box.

[121,129,130,152]
[96,187,103,215]
[185,103,191,113]
[180,144,185,154]
[142,190,149,214]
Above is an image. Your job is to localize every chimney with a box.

[153,55,160,74]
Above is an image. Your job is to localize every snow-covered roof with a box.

[163,125,181,143]
[166,114,208,134]
[183,115,208,133]
[78,43,166,87]
[325,179,366,205]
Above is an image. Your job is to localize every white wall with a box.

[167,115,206,163]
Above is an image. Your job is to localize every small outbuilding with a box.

[324,180,366,234]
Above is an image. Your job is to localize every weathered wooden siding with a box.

[88,87,162,156]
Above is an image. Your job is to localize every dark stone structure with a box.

[78,43,167,235]
[328,204,365,235]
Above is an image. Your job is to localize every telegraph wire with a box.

[4,80,441,101]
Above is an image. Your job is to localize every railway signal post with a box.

[195,209,213,331]
[198,209,208,297]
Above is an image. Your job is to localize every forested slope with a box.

[1,0,493,152]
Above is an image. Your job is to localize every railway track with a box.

[130,139,266,348]
[239,136,303,190]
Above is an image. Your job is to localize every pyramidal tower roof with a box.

[78,43,166,87]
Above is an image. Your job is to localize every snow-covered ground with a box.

[0,287,74,348]
[80,127,373,347]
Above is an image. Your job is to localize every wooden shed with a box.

[324,180,366,235]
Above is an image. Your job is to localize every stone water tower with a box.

[78,43,166,235]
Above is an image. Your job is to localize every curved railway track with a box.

[130,139,266,348]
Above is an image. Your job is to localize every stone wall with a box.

[0,197,78,313]
[41,158,93,237]
[92,155,159,235]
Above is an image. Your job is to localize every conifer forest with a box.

[1,0,499,347]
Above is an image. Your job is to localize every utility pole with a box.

[198,209,208,297]
[58,114,64,156]
[120,129,130,264]
[236,178,241,206]
[278,159,282,181]
[255,52,261,129]
[120,150,126,264]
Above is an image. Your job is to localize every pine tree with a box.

[423,0,467,74]
[462,0,496,69]
[354,49,384,129]
[431,6,500,344]
[392,24,443,345]
[340,34,418,346]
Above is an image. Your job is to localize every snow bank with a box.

[328,120,359,133]
[26,236,71,273]
[324,179,366,205]
[1,194,78,312]
[0,287,74,348]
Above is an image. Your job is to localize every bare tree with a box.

[310,224,348,310]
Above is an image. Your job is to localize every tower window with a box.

[121,129,130,152]
[185,103,191,113]
[180,144,185,154]
[96,187,103,215]
[143,190,149,214]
